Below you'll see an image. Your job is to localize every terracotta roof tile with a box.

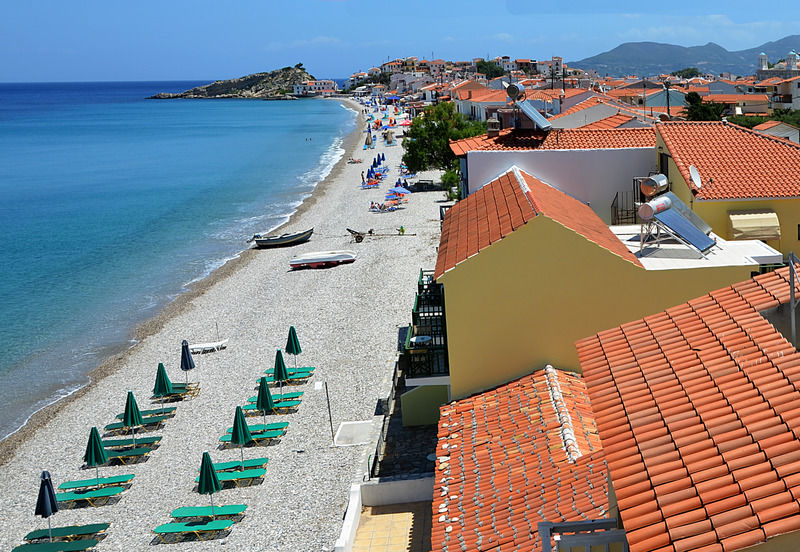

[657,121,800,200]
[577,264,800,552]
[582,113,639,129]
[431,367,609,552]
[434,168,641,278]
[449,127,656,156]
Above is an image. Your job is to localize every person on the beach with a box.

[361,171,365,183]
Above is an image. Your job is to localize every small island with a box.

[148,63,314,99]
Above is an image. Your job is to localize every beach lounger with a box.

[24,523,109,543]
[114,406,175,419]
[225,422,288,434]
[56,486,125,508]
[241,401,301,415]
[101,435,161,449]
[104,415,167,434]
[246,391,303,402]
[259,373,311,385]
[58,474,134,491]
[153,520,233,543]
[264,366,314,376]
[212,458,269,472]
[194,468,266,488]
[12,539,99,551]
[104,446,153,465]
[219,429,284,445]
[171,504,247,520]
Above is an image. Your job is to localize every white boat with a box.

[289,250,356,270]
[189,339,229,354]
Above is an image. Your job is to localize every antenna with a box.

[689,165,702,190]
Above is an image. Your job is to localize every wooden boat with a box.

[248,228,313,249]
[289,250,356,270]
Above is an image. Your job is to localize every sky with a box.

[2,1,799,82]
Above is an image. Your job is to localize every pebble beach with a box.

[0,98,442,551]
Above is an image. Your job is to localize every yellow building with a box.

[656,120,800,256]
[425,166,781,403]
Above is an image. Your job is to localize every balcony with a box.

[402,270,449,380]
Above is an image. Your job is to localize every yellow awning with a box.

[728,210,781,241]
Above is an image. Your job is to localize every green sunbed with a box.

[115,406,176,419]
[219,429,284,444]
[246,391,304,402]
[264,366,314,375]
[194,468,266,488]
[153,520,233,543]
[212,457,269,472]
[102,435,161,448]
[225,421,288,434]
[104,415,167,433]
[104,446,152,465]
[171,504,247,519]
[25,523,109,542]
[56,486,125,507]
[259,373,311,384]
[242,401,301,414]
[12,538,99,551]
[58,474,134,491]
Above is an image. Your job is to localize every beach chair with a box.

[104,446,153,465]
[171,504,247,520]
[153,520,233,543]
[56,486,125,508]
[246,391,303,402]
[114,406,176,419]
[264,366,314,376]
[101,435,162,449]
[241,401,301,415]
[225,421,288,434]
[104,415,167,434]
[259,372,312,385]
[58,474,134,491]
[194,468,266,488]
[12,539,99,551]
[24,523,109,543]
[219,429,284,445]
[212,458,269,472]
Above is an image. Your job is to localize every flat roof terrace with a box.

[611,225,784,270]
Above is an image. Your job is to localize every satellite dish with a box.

[506,83,524,101]
[689,165,702,189]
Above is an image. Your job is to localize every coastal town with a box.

[5,42,800,552]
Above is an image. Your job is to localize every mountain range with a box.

[569,35,800,77]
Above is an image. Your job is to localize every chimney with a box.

[487,117,501,138]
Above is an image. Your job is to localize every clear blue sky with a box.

[1,1,797,82]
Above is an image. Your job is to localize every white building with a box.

[292,80,339,96]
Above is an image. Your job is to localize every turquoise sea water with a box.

[0,82,356,440]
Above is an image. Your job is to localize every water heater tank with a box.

[638,195,672,220]
[640,174,669,198]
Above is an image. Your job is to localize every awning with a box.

[728,210,781,240]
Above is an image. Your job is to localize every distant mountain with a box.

[569,35,800,77]
[148,65,313,99]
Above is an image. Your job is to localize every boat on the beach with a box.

[248,228,313,248]
[289,250,356,270]
[189,339,229,354]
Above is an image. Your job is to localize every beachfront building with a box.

[292,79,339,97]
[656,121,800,255]
[576,265,800,552]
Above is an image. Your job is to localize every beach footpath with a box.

[0,98,443,551]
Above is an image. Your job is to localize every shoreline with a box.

[0,96,365,466]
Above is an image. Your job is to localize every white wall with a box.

[466,148,657,223]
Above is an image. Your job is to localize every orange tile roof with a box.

[434,168,641,279]
[657,121,800,200]
[582,113,638,129]
[577,265,800,552]
[431,367,609,552]
[450,127,655,156]
[753,120,783,131]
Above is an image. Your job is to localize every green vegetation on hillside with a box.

[671,67,700,78]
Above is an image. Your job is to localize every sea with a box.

[0,81,357,441]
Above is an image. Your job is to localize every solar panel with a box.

[516,100,552,131]
[663,192,712,235]
[654,208,716,252]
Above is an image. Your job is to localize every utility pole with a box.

[663,79,672,119]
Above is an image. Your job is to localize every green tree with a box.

[670,67,700,79]
[475,60,504,79]
[685,91,725,121]
[402,102,486,172]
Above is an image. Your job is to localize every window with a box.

[797,224,800,241]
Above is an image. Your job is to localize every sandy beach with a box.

[0,98,442,551]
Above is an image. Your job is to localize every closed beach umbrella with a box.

[273,349,290,398]
[198,452,222,519]
[365,133,372,147]
[381,152,386,163]
[153,362,173,414]
[180,339,195,386]
[230,406,253,469]
[35,470,59,542]
[83,427,108,486]
[123,391,143,447]
[285,326,302,370]
[256,377,275,427]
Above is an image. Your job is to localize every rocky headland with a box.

[148,64,313,99]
